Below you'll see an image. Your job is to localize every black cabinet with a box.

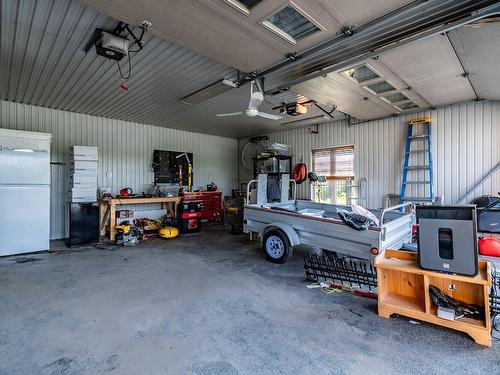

[66,203,99,247]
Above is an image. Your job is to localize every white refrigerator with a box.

[0,129,52,256]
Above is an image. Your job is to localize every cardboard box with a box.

[116,210,134,219]
[69,188,96,203]
[71,146,98,161]
[69,174,97,189]
[70,160,98,175]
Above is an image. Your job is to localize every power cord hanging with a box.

[115,21,149,80]
[116,50,132,80]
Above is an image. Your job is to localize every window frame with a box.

[342,65,381,84]
[260,3,325,45]
[223,0,262,15]
[311,145,355,181]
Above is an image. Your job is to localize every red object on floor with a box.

[181,191,223,222]
[178,201,202,234]
[479,236,500,257]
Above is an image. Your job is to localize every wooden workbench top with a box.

[100,196,181,205]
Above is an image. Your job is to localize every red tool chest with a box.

[180,191,223,222]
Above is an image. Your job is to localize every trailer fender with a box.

[260,222,300,247]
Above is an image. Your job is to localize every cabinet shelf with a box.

[376,250,491,347]
[382,294,426,314]
[428,306,487,329]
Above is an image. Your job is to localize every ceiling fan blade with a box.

[256,111,283,120]
[216,112,243,117]
[248,91,264,110]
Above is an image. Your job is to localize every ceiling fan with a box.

[216,81,283,120]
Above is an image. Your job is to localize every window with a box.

[262,5,321,43]
[312,146,354,180]
[239,0,261,8]
[364,80,395,95]
[383,92,408,103]
[224,0,263,15]
[311,146,354,204]
[342,65,379,83]
[395,101,419,111]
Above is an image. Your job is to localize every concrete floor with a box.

[0,226,498,375]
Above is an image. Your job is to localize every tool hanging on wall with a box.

[292,157,307,184]
[178,163,183,192]
[152,150,193,185]
[176,152,193,192]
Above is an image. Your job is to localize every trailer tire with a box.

[262,229,293,263]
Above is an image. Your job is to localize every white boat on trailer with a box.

[243,174,414,263]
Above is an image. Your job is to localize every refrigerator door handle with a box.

[1,146,49,153]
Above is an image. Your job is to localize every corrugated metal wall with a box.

[0,100,238,239]
[239,100,500,208]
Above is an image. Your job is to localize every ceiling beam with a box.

[444,33,480,101]
[232,0,500,94]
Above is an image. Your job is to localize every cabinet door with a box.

[0,148,50,184]
[0,185,50,255]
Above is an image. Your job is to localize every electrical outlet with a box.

[106,171,112,178]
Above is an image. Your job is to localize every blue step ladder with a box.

[400,118,434,205]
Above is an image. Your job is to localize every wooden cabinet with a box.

[375,249,491,347]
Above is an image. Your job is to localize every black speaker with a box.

[416,205,478,276]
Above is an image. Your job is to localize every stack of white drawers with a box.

[69,146,98,202]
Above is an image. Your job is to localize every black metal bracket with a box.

[314,102,336,118]
[340,25,355,37]
[82,28,102,54]
[284,52,299,61]
[267,87,290,96]
[255,77,265,93]
[271,99,316,111]
[124,23,146,52]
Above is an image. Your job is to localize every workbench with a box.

[99,197,181,241]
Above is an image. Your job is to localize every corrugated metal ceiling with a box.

[1,0,499,138]
[448,21,500,100]
[0,0,294,137]
[81,0,413,73]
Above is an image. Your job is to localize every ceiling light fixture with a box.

[282,115,330,129]
[181,79,237,105]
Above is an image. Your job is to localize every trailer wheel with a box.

[262,229,293,263]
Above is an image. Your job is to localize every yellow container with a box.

[159,226,179,239]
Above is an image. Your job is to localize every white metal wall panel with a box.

[0,100,238,239]
[239,100,499,208]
